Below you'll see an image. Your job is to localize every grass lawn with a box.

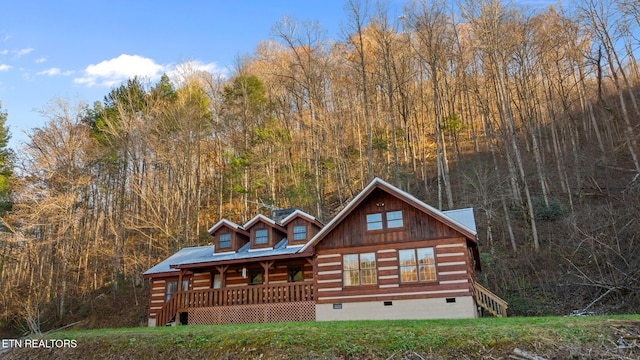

[2,315,639,359]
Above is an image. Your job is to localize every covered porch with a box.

[152,255,315,326]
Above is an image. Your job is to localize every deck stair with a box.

[473,282,508,317]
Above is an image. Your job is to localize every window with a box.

[255,229,268,245]
[219,233,231,248]
[367,211,403,231]
[213,273,221,289]
[249,270,263,285]
[165,280,178,302]
[288,267,303,282]
[343,253,377,286]
[292,225,307,241]
[387,211,403,228]
[399,248,436,283]
[366,213,383,231]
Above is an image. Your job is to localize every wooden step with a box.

[474,282,508,317]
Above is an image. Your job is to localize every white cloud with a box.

[14,48,34,57]
[74,54,166,87]
[35,57,47,63]
[0,64,10,71]
[0,50,7,55]
[37,67,60,76]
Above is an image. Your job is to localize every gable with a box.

[301,177,478,253]
[314,188,466,250]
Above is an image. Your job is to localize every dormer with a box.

[280,210,324,246]
[244,214,287,250]
[208,219,249,253]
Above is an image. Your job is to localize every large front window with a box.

[343,253,377,286]
[399,248,436,282]
[255,229,268,244]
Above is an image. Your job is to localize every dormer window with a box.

[366,213,383,231]
[255,229,268,245]
[293,225,307,241]
[219,233,231,249]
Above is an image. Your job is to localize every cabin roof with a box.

[243,214,286,232]
[443,208,476,232]
[299,177,478,253]
[142,246,215,278]
[208,219,244,234]
[279,209,324,227]
[144,238,311,275]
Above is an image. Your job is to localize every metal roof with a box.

[144,238,306,275]
[143,246,215,277]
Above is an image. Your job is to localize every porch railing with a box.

[154,282,314,326]
[473,282,508,317]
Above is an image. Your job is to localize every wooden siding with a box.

[316,189,466,251]
[314,237,472,304]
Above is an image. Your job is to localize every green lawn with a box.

[3,315,639,359]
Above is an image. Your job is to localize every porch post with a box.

[215,265,228,288]
[260,261,274,284]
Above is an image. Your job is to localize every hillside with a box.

[2,316,639,359]
[1,0,640,336]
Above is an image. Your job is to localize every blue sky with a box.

[0,0,554,151]
[0,0,363,150]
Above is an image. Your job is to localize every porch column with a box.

[215,265,228,288]
[260,261,274,284]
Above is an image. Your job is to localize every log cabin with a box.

[143,178,507,326]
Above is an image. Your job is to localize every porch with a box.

[154,282,315,326]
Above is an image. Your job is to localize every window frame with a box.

[366,210,404,231]
[254,229,268,245]
[165,280,178,302]
[218,233,231,249]
[292,225,307,241]
[386,210,404,228]
[399,247,437,283]
[366,213,383,231]
[249,269,263,285]
[343,252,378,286]
[287,266,303,282]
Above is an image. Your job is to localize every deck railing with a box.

[154,282,314,326]
[473,282,508,317]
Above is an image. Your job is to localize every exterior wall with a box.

[315,238,473,305]
[316,296,477,321]
[192,271,211,290]
[316,189,465,251]
[224,261,312,287]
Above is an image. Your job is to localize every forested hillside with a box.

[1,0,639,334]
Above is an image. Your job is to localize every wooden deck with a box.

[155,282,314,326]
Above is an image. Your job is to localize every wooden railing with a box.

[156,293,179,326]
[473,282,508,317]
[154,282,314,326]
